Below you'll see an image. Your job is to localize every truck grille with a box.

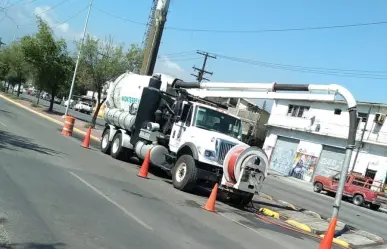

[216,139,236,165]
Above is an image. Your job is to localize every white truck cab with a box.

[169,101,245,168]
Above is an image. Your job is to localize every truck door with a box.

[169,104,192,151]
[330,173,340,191]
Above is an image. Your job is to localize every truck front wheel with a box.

[229,193,254,208]
[172,155,198,192]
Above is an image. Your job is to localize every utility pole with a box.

[350,106,372,172]
[140,0,170,76]
[64,0,93,116]
[191,51,216,82]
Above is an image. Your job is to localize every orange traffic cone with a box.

[203,183,218,212]
[318,216,338,249]
[81,126,92,148]
[138,150,151,178]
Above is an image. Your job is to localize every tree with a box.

[125,44,143,73]
[0,49,10,91]
[21,17,73,111]
[3,41,29,96]
[77,35,130,126]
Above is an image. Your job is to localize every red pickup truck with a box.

[313,172,387,211]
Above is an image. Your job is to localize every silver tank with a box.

[103,72,177,131]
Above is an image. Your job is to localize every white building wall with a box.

[264,100,387,185]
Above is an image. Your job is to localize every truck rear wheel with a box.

[110,132,124,159]
[370,203,381,211]
[172,155,198,192]
[313,182,323,193]
[101,128,111,154]
[353,194,364,206]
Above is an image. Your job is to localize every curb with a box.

[0,94,101,142]
[259,208,280,219]
[286,220,312,233]
[256,195,386,248]
[320,234,350,248]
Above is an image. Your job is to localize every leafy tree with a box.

[76,35,128,126]
[21,17,73,111]
[3,41,29,96]
[125,44,143,73]
[0,49,10,91]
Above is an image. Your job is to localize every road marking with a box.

[69,171,153,231]
[218,212,295,249]
[0,121,6,127]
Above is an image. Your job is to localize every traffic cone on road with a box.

[137,150,151,178]
[81,126,92,149]
[318,216,338,249]
[203,183,218,212]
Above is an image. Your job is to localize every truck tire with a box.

[110,132,124,159]
[353,194,364,206]
[370,203,381,211]
[172,155,198,192]
[101,128,111,154]
[229,193,254,208]
[313,182,323,193]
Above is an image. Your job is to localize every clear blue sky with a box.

[1,0,386,106]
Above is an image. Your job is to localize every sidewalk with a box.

[268,169,314,192]
[0,93,103,141]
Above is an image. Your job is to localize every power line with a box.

[212,54,387,80]
[159,51,386,80]
[94,7,387,34]
[166,21,387,33]
[53,4,89,28]
[17,0,71,24]
[157,56,201,62]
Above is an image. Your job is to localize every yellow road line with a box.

[0,94,101,142]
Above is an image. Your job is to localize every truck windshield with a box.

[193,106,242,140]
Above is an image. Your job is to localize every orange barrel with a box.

[61,116,75,136]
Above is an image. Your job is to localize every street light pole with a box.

[64,0,93,116]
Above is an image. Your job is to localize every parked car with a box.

[74,102,93,114]
[314,172,387,211]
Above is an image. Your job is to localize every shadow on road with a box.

[0,130,61,156]
[0,242,65,249]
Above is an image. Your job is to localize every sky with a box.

[0,0,386,110]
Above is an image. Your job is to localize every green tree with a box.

[3,41,29,96]
[125,44,143,73]
[0,49,10,91]
[21,17,73,111]
[77,35,130,126]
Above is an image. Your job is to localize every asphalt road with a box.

[19,93,105,128]
[262,175,387,239]
[0,97,336,249]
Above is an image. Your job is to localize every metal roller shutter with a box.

[269,136,299,176]
[313,146,346,179]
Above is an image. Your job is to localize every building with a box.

[205,97,270,147]
[263,99,387,188]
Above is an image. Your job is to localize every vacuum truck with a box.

[100,72,269,206]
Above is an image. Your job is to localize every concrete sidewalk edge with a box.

[256,192,385,248]
[0,94,101,142]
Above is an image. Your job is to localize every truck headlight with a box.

[197,146,216,161]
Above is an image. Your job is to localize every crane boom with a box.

[174,79,358,230]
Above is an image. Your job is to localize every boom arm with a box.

[175,79,357,227]
[174,81,356,109]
